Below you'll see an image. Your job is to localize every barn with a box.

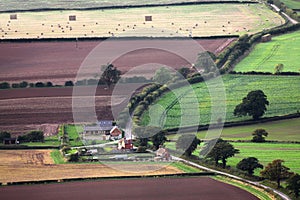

[261,34,272,42]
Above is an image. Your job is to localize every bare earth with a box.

[0,176,259,200]
[0,39,235,84]
[0,150,182,183]
[0,38,235,133]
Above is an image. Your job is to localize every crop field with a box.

[141,75,300,128]
[227,142,300,175]
[196,118,300,141]
[0,0,254,12]
[0,150,183,183]
[0,4,284,39]
[234,30,300,73]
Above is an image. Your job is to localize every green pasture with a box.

[164,141,300,175]
[227,142,300,175]
[197,118,300,141]
[65,124,84,146]
[0,0,257,11]
[280,0,300,9]
[234,30,300,73]
[141,75,300,128]
[0,3,284,39]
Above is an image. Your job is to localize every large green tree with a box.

[176,134,201,157]
[153,67,172,85]
[206,138,239,168]
[0,131,11,141]
[234,90,269,120]
[286,173,300,198]
[151,131,167,150]
[260,159,293,188]
[133,126,161,147]
[101,64,121,88]
[237,157,263,175]
[251,129,268,143]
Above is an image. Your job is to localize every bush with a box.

[64,81,74,87]
[136,146,147,153]
[19,81,28,88]
[35,82,45,87]
[0,131,11,141]
[0,82,10,89]
[18,131,44,143]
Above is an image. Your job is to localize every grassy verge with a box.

[170,162,201,173]
[50,149,65,164]
[214,176,275,200]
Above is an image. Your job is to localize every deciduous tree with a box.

[234,90,269,120]
[206,138,239,168]
[237,157,263,175]
[286,173,300,198]
[176,134,201,157]
[260,159,293,188]
[101,64,121,88]
[151,131,167,150]
[251,129,268,143]
[153,67,172,85]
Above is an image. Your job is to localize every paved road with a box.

[270,4,298,24]
[172,157,291,200]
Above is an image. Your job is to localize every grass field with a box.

[141,74,300,128]
[234,30,300,73]
[164,141,300,175]
[226,142,300,175]
[0,0,257,11]
[280,0,300,10]
[196,118,300,141]
[0,4,284,39]
[65,124,84,146]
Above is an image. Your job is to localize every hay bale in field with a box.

[261,34,272,42]
[10,14,17,20]
[69,15,76,21]
[145,16,152,21]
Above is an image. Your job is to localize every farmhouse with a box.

[83,121,122,140]
[110,126,122,140]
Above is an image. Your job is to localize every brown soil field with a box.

[0,38,235,84]
[0,177,259,200]
[0,150,182,183]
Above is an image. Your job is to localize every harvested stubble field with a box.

[0,0,254,11]
[0,38,235,84]
[0,150,183,183]
[0,4,284,39]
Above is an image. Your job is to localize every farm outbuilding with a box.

[3,138,18,145]
[261,34,272,42]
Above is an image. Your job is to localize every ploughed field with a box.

[0,176,260,200]
[0,38,234,84]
